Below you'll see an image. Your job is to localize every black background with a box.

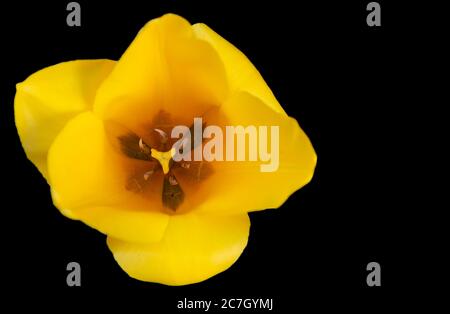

[0,0,439,311]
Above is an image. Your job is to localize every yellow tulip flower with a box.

[14,14,316,285]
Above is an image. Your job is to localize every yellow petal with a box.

[48,112,169,243]
[94,14,228,131]
[196,92,317,214]
[192,23,286,115]
[70,205,169,244]
[107,212,250,285]
[14,59,115,179]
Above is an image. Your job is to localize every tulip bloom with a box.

[14,14,316,285]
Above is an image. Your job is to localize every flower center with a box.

[115,110,214,214]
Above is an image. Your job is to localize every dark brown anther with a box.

[118,133,152,161]
[162,173,184,211]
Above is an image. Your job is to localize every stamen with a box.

[118,133,151,161]
[139,138,151,154]
[143,170,154,181]
[138,138,145,150]
[168,175,178,185]
[162,173,184,211]
[154,128,168,144]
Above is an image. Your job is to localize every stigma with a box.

[151,148,175,174]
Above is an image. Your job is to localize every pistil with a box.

[151,148,175,174]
